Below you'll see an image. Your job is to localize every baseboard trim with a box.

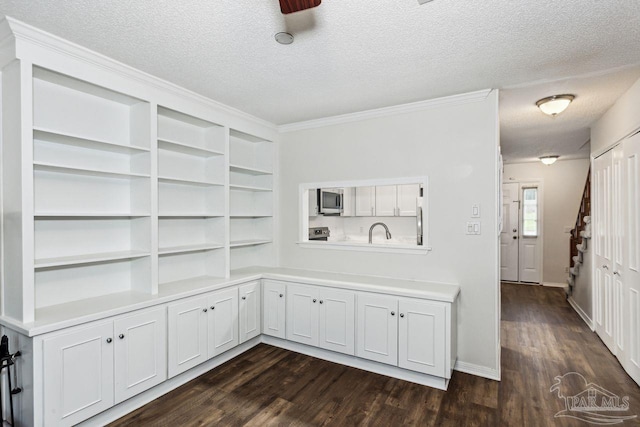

[567,296,594,330]
[454,361,500,381]
[78,337,262,426]
[543,282,568,289]
[261,335,450,390]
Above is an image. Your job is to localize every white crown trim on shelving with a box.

[278,89,493,133]
[2,16,277,132]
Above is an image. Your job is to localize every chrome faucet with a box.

[369,222,392,244]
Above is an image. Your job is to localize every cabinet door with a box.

[319,288,355,355]
[355,186,375,216]
[342,187,356,217]
[356,293,398,365]
[263,280,286,339]
[239,281,261,343]
[208,287,239,358]
[114,307,167,403]
[398,299,446,376]
[286,283,319,346]
[375,185,397,217]
[397,184,420,216]
[167,296,208,378]
[43,322,114,426]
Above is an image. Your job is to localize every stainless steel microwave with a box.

[318,188,343,215]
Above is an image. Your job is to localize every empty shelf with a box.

[35,250,150,269]
[159,243,224,255]
[33,127,149,154]
[229,164,272,175]
[230,239,272,248]
[158,138,223,157]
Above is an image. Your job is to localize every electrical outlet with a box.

[359,226,363,233]
[565,266,570,273]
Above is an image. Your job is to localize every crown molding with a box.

[278,89,493,133]
[2,16,277,133]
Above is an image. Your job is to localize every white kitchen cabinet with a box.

[318,288,355,355]
[308,188,318,217]
[207,287,239,358]
[44,322,115,427]
[375,184,420,217]
[114,307,167,403]
[356,293,398,365]
[239,281,261,343]
[167,295,209,378]
[375,185,397,217]
[355,186,376,216]
[342,187,356,217]
[398,299,446,377]
[263,280,286,339]
[286,283,320,346]
[397,184,420,216]
[286,283,355,355]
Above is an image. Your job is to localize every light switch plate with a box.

[471,204,481,218]
[466,221,481,235]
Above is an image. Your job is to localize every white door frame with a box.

[501,179,544,284]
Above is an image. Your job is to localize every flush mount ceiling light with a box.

[536,94,575,116]
[540,156,559,165]
[275,32,294,45]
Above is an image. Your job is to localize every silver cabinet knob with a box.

[319,300,324,304]
[242,296,246,300]
[106,338,112,343]
[203,308,208,313]
[279,294,283,298]
[391,311,395,316]
[119,334,125,339]
[313,299,317,303]
[400,313,405,318]
[211,306,215,310]
[614,271,621,276]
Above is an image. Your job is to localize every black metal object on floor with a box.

[0,336,21,427]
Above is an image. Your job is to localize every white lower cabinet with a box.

[286,282,355,355]
[207,287,239,357]
[239,281,261,343]
[167,295,209,378]
[398,299,446,377]
[43,307,166,426]
[356,292,450,377]
[263,280,286,339]
[356,293,398,365]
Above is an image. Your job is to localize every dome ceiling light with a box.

[536,94,575,116]
[540,156,559,165]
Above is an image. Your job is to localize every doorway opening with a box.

[500,180,543,284]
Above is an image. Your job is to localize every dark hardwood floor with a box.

[109,284,640,426]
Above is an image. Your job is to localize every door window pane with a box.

[522,188,538,237]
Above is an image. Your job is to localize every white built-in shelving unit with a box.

[229,129,275,270]
[157,107,227,288]
[1,57,276,325]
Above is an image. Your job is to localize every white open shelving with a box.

[2,62,276,325]
[229,129,275,271]
[157,107,227,286]
[31,67,153,311]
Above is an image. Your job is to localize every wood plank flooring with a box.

[109,284,640,426]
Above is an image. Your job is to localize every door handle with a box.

[512,228,517,233]
[513,236,517,240]
[602,265,608,270]
[614,271,621,277]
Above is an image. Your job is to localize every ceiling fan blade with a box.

[279,0,321,14]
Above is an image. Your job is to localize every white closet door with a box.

[612,144,626,357]
[594,150,616,354]
[624,132,640,385]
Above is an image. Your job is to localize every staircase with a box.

[567,170,591,294]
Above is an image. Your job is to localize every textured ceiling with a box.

[1,0,640,161]
[500,66,640,163]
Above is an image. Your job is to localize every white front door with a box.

[519,184,542,283]
[500,182,519,282]
[623,132,640,384]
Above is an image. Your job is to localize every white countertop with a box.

[0,267,459,337]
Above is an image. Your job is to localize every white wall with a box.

[571,241,592,325]
[278,91,500,376]
[503,159,590,284]
[591,76,640,154]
